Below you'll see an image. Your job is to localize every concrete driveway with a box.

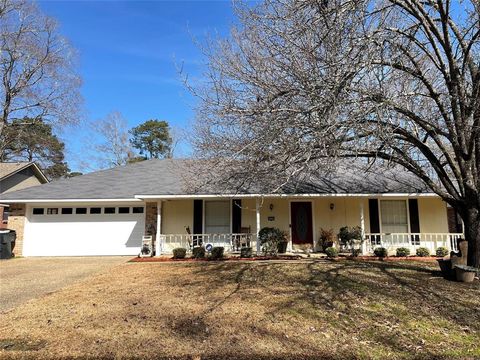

[0,257,129,312]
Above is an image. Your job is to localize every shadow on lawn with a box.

[185,260,479,358]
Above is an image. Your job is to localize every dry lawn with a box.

[0,260,479,359]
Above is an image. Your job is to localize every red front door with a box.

[290,202,313,244]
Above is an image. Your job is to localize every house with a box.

[0,162,49,230]
[0,159,462,257]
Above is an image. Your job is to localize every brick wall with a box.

[145,202,158,246]
[7,203,26,257]
[0,206,6,229]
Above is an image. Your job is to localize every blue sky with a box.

[38,0,236,171]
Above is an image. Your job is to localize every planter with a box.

[455,265,477,283]
[437,258,455,280]
[277,241,288,254]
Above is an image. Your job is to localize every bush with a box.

[210,247,224,260]
[436,247,449,257]
[240,247,253,258]
[172,247,187,259]
[338,226,362,246]
[351,248,361,257]
[325,247,338,258]
[192,246,206,259]
[396,247,411,257]
[258,227,287,256]
[374,247,388,258]
[416,247,430,257]
[318,228,335,250]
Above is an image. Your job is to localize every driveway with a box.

[0,257,129,312]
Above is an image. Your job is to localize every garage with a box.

[23,204,145,256]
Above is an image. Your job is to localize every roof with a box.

[0,158,433,202]
[0,162,48,183]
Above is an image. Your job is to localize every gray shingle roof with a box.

[0,158,431,201]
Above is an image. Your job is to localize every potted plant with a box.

[454,265,478,283]
[318,228,335,251]
[338,226,362,256]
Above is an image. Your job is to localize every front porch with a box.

[140,195,463,256]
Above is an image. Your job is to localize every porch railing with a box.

[159,233,257,254]
[363,233,463,254]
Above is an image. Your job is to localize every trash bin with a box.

[0,229,16,259]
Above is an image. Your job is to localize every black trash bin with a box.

[0,229,16,259]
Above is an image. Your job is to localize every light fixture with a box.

[330,203,335,210]
[269,203,274,211]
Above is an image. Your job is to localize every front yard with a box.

[0,260,478,359]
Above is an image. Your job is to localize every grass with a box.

[0,260,479,359]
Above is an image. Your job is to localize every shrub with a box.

[318,228,335,250]
[374,247,388,258]
[396,247,411,257]
[416,247,430,257]
[172,247,187,259]
[436,247,449,257]
[210,247,224,260]
[338,226,362,246]
[240,247,253,258]
[258,227,287,256]
[351,248,361,257]
[192,246,206,259]
[325,247,338,258]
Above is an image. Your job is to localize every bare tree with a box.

[0,0,81,136]
[81,111,137,171]
[188,0,480,266]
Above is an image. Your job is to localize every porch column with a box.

[256,198,261,255]
[360,201,366,254]
[155,200,162,256]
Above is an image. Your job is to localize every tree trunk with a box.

[462,206,480,268]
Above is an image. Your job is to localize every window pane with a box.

[118,207,129,214]
[90,207,101,214]
[104,207,116,214]
[33,208,44,215]
[132,207,144,214]
[47,208,58,215]
[380,200,408,233]
[76,208,87,214]
[61,208,73,215]
[204,200,230,234]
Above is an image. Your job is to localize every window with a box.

[204,200,230,234]
[380,200,408,233]
[2,209,8,223]
[47,208,59,215]
[90,207,102,214]
[61,208,73,215]
[118,207,130,214]
[76,208,87,214]
[33,208,44,215]
[132,207,144,214]
[104,207,116,214]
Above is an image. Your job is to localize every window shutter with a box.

[193,200,203,234]
[408,199,420,233]
[368,199,380,233]
[232,199,242,233]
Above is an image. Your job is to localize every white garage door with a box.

[23,205,145,256]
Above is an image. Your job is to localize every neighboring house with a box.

[0,159,462,257]
[0,162,48,230]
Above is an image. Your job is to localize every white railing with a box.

[159,233,257,254]
[364,233,463,254]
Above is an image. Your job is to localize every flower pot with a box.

[437,259,454,280]
[455,267,476,283]
[277,241,288,254]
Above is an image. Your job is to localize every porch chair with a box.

[185,226,203,250]
[231,226,252,251]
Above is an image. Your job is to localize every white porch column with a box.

[256,198,261,255]
[360,201,366,254]
[155,200,162,256]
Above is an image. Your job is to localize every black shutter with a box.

[368,199,380,233]
[368,199,380,245]
[193,200,203,234]
[232,199,242,233]
[408,199,420,233]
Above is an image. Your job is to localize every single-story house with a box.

[0,159,462,257]
[0,162,49,229]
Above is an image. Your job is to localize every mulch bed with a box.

[340,255,443,262]
[129,255,304,263]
